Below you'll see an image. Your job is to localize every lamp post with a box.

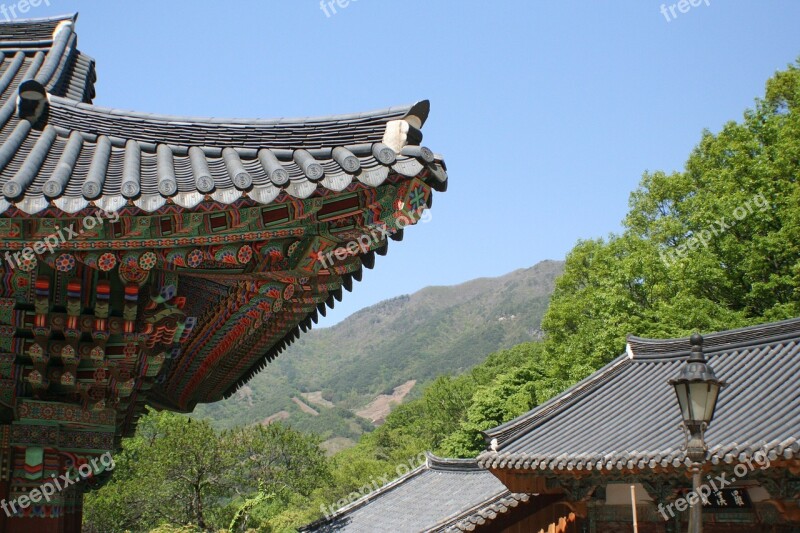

[668,333,725,533]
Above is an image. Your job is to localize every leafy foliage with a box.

[83,410,329,533]
[536,60,800,399]
[441,364,542,457]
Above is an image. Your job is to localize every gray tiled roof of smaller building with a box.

[301,454,529,533]
[0,15,446,216]
[478,317,800,473]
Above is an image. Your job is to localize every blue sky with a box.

[25,0,800,325]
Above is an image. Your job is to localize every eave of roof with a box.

[478,317,800,474]
[437,492,531,533]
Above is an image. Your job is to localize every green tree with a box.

[538,60,800,399]
[83,410,331,533]
[441,364,541,457]
[84,409,234,532]
[228,423,330,499]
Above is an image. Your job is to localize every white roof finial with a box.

[53,19,74,39]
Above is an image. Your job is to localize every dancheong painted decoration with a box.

[0,14,447,532]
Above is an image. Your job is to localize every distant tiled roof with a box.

[0,15,445,216]
[0,14,67,42]
[478,318,800,473]
[301,454,530,533]
[0,14,95,102]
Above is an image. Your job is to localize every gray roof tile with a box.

[478,318,800,473]
[302,454,529,533]
[0,16,445,215]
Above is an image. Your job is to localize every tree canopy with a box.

[83,410,330,532]
[536,60,800,398]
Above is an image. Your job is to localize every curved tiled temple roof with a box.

[301,454,530,533]
[7,94,443,215]
[478,318,800,474]
[0,16,444,216]
[0,13,447,442]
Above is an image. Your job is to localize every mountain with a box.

[192,260,564,450]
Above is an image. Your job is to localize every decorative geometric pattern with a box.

[97,253,116,272]
[54,254,76,272]
[17,401,115,427]
[17,255,36,272]
[186,249,204,268]
[166,251,185,267]
[237,245,253,264]
[139,251,157,270]
[283,284,295,300]
[119,263,148,284]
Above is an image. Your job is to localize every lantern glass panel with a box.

[674,382,690,421]
[689,382,712,423]
[702,382,720,422]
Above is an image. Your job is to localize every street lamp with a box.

[669,333,725,533]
